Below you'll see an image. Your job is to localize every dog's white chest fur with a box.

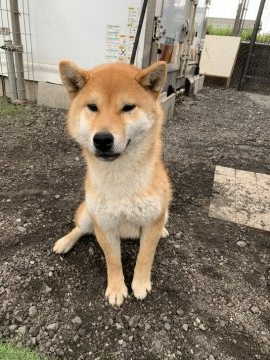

[85,158,162,238]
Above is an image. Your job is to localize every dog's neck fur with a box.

[83,125,162,198]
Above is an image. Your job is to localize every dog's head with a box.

[59,61,166,161]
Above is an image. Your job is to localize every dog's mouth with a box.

[96,153,120,162]
[95,140,131,162]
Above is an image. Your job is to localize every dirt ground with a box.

[0,87,269,360]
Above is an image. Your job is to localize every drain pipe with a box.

[130,0,149,65]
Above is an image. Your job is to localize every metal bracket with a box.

[153,17,166,41]
[0,43,23,52]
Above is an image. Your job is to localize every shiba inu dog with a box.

[53,60,172,306]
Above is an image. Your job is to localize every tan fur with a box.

[53,60,172,306]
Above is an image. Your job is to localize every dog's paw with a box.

[53,236,74,254]
[132,278,152,300]
[105,282,128,307]
[161,227,169,238]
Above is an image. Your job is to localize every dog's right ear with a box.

[59,60,88,99]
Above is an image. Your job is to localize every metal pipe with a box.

[4,40,18,101]
[130,0,149,65]
[232,1,243,36]
[237,0,248,35]
[10,0,27,100]
[238,0,266,91]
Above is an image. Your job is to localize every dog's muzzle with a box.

[93,133,131,162]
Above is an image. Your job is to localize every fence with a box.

[0,0,35,102]
[234,0,270,92]
[231,41,270,93]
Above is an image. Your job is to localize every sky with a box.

[206,0,270,33]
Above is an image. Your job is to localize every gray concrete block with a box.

[160,92,176,121]
[37,82,69,109]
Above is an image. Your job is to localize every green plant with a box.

[0,342,47,360]
[0,96,28,117]
[206,24,270,43]
[206,24,233,36]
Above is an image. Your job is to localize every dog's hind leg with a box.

[53,201,93,254]
[161,208,169,238]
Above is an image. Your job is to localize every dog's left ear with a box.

[136,61,167,95]
[59,60,88,99]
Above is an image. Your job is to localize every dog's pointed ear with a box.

[59,60,88,99]
[136,61,167,95]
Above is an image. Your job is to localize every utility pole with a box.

[238,0,266,91]
[10,0,27,101]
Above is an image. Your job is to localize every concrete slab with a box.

[209,166,270,232]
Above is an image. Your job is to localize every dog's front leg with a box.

[132,214,165,300]
[94,223,127,306]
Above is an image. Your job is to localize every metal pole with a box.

[232,1,243,36]
[130,0,149,65]
[237,0,248,35]
[238,0,266,91]
[10,0,27,100]
[4,40,18,101]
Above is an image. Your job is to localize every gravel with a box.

[1,88,269,359]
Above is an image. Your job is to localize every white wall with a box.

[29,0,144,84]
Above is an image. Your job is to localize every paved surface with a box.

[209,166,270,231]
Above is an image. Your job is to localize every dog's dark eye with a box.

[87,104,98,112]
[122,104,136,112]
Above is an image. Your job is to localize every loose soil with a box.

[0,87,269,360]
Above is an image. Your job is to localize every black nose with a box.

[93,132,114,151]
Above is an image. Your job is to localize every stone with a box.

[42,283,52,294]
[145,323,151,331]
[46,323,59,331]
[89,247,95,255]
[237,241,247,248]
[250,306,260,314]
[17,226,26,233]
[128,315,140,328]
[182,324,189,332]
[199,324,206,331]
[72,316,82,329]
[29,305,38,318]
[29,326,39,336]
[17,325,28,335]
[154,340,162,350]
[177,309,184,316]
[175,232,183,239]
[9,325,18,331]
